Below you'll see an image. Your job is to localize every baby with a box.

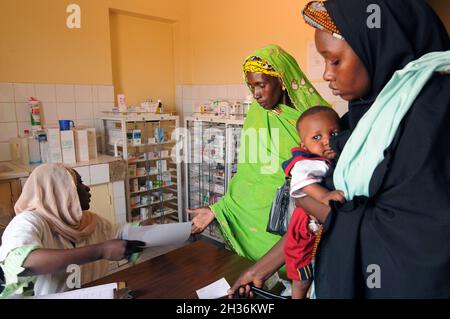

[282,105,345,299]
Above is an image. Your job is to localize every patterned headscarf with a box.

[244,56,280,78]
[302,1,343,40]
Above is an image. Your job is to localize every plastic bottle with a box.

[28,97,42,132]
[36,131,49,163]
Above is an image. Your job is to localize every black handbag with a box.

[266,178,295,236]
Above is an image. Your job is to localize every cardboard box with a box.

[46,128,63,163]
[60,130,76,164]
[74,128,98,162]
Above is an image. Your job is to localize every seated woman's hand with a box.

[100,239,146,261]
[186,207,216,234]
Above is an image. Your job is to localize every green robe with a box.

[210,45,329,261]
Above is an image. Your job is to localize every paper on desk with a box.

[196,278,231,299]
[17,283,118,299]
[122,222,191,247]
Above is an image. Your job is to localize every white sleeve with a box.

[289,160,330,198]
[0,212,44,262]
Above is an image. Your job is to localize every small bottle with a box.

[157,100,163,114]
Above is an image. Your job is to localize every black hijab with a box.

[327,0,449,131]
[314,0,450,298]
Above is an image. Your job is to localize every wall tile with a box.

[182,85,192,100]
[55,84,75,102]
[236,84,250,100]
[0,103,17,122]
[57,102,76,120]
[0,122,18,142]
[15,102,30,122]
[14,83,35,102]
[75,85,94,102]
[97,85,115,102]
[76,119,94,128]
[0,83,14,102]
[217,85,228,99]
[41,102,58,125]
[17,121,31,137]
[75,102,94,120]
[0,142,11,161]
[35,84,56,102]
[176,85,183,100]
[94,102,114,118]
[191,86,200,100]
[182,100,194,115]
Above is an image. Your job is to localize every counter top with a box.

[0,162,29,181]
[0,155,123,181]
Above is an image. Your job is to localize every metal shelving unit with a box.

[101,113,182,225]
[184,116,244,243]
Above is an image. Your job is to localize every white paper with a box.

[21,283,118,299]
[196,278,231,299]
[122,222,192,247]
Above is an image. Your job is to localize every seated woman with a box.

[0,164,145,298]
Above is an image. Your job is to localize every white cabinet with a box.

[0,179,21,243]
[89,164,110,185]
[89,183,115,225]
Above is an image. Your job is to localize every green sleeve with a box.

[0,245,41,299]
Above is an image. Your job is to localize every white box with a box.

[74,128,98,162]
[60,130,76,164]
[46,128,63,163]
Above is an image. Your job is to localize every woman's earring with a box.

[282,84,286,91]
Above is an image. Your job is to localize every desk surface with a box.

[86,240,254,299]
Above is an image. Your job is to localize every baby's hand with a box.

[320,190,345,206]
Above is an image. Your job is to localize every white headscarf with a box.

[14,164,97,243]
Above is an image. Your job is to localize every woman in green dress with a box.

[188,44,328,268]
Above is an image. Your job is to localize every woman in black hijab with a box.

[300,0,450,298]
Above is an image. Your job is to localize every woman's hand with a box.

[227,235,286,298]
[227,267,265,298]
[186,207,216,234]
[319,190,345,206]
[100,240,146,261]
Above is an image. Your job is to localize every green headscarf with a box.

[210,44,329,261]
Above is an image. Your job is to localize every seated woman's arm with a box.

[20,240,144,277]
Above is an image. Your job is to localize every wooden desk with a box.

[86,240,254,299]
